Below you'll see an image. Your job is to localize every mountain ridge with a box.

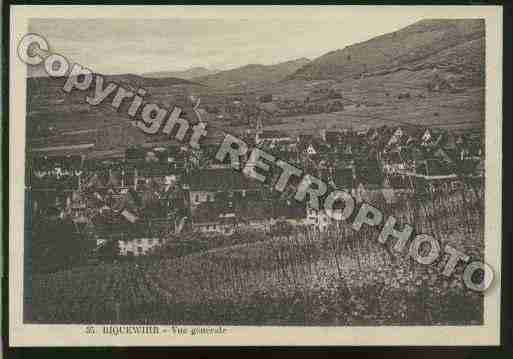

[288,19,484,82]
[193,57,310,89]
[27,73,202,89]
[143,67,220,80]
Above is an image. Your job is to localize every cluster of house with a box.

[28,123,484,256]
[186,168,308,235]
[204,86,347,124]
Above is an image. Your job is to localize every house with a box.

[353,160,384,202]
[328,131,360,155]
[272,199,307,226]
[237,200,274,231]
[431,147,453,163]
[305,197,348,232]
[306,143,318,155]
[298,135,327,157]
[191,201,237,235]
[191,197,306,235]
[118,237,165,256]
[96,216,172,256]
[385,173,412,190]
[122,146,186,189]
[386,126,428,150]
[410,158,459,194]
[352,182,384,204]
[382,150,409,174]
[256,130,293,146]
[367,128,380,142]
[460,143,483,161]
[187,168,262,211]
[388,127,404,146]
[356,127,369,136]
[136,162,182,187]
[92,210,142,241]
[421,128,433,145]
[66,190,88,220]
[298,134,314,144]
[305,206,331,233]
[321,130,344,147]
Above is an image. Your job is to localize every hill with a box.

[27,73,201,89]
[25,19,485,155]
[288,19,484,83]
[143,67,220,80]
[26,72,212,152]
[194,58,310,89]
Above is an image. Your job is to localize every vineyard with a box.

[28,184,484,325]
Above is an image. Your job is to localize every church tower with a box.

[255,116,264,144]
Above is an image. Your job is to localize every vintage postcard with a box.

[9,5,503,346]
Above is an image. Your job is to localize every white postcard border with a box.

[9,5,503,347]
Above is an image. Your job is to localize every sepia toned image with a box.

[9,5,502,346]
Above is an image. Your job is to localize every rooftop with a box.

[188,169,262,191]
[259,130,292,139]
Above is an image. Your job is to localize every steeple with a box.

[256,116,263,134]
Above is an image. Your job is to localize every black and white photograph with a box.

[8,5,503,346]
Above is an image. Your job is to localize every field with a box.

[201,68,484,138]
[28,183,484,325]
[27,59,484,152]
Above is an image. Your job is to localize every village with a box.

[27,118,484,258]
[19,15,494,329]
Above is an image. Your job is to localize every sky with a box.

[28,7,426,75]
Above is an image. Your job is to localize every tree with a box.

[30,215,93,273]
